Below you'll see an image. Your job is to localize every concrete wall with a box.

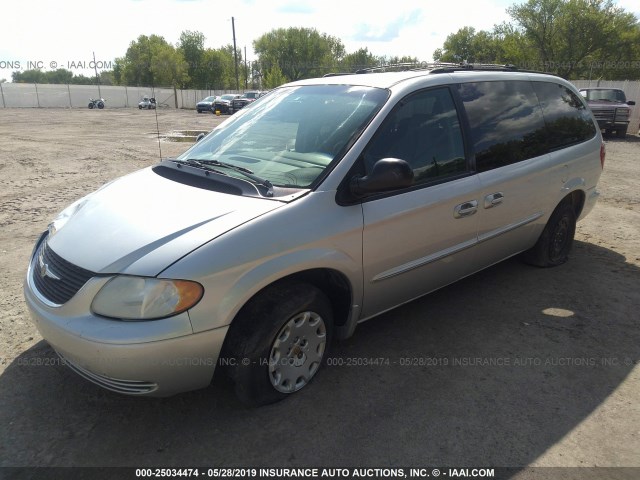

[0,83,240,109]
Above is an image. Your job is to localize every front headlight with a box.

[91,276,204,320]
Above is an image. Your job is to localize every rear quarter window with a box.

[532,82,597,150]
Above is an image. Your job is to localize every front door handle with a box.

[484,192,504,209]
[454,200,478,218]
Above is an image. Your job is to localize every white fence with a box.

[1,80,639,131]
[0,83,241,109]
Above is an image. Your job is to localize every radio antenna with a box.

[146,38,162,161]
[153,85,162,160]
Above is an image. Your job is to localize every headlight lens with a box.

[91,276,204,320]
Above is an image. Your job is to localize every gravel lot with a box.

[0,109,639,476]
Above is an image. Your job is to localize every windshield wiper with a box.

[176,158,274,196]
[174,158,228,177]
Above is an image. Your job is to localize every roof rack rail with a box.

[429,62,521,73]
[321,62,549,77]
[354,63,430,74]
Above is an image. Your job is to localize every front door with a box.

[359,87,483,318]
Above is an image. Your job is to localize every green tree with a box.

[433,27,504,63]
[178,30,206,88]
[507,0,640,78]
[339,47,378,73]
[263,64,287,88]
[118,34,189,87]
[254,27,345,81]
[70,74,96,85]
[151,43,189,87]
[12,69,46,83]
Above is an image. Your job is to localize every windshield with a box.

[202,96,215,102]
[177,85,388,191]
[582,89,626,103]
[221,95,236,101]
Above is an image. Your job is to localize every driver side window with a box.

[363,87,467,185]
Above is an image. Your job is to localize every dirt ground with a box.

[0,108,639,476]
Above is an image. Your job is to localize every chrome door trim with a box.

[477,212,543,244]
[371,237,477,283]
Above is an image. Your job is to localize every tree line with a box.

[434,0,640,80]
[9,0,640,88]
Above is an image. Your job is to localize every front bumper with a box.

[23,241,228,397]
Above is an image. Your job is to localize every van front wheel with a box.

[523,202,576,267]
[224,282,333,406]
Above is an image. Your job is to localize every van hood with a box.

[46,166,283,276]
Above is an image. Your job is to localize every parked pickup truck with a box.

[579,88,635,138]
[231,91,265,114]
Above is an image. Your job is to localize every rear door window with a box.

[458,81,547,172]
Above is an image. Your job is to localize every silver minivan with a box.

[24,66,604,405]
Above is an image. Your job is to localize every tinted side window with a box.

[363,87,467,185]
[533,82,596,149]
[459,81,547,172]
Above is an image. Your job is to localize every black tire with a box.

[197,109,202,113]
[222,282,333,406]
[616,127,627,138]
[522,202,576,267]
[138,105,142,110]
[97,102,104,109]
[88,103,94,109]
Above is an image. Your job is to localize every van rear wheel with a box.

[523,202,576,267]
[223,282,333,406]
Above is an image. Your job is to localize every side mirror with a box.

[627,100,636,106]
[196,133,205,142]
[350,158,414,197]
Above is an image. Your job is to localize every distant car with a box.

[212,94,241,114]
[196,96,217,113]
[579,88,635,138]
[138,97,156,110]
[231,91,265,113]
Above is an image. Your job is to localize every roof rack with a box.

[429,63,524,73]
[321,62,549,78]
[353,62,431,74]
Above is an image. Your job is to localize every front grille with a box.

[32,239,95,305]
[594,108,629,117]
[594,109,615,119]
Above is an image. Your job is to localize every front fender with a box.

[161,191,364,337]
[182,247,363,337]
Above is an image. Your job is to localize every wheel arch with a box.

[227,267,354,335]
[217,267,355,385]
[560,186,586,220]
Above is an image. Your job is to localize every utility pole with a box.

[244,46,248,89]
[232,17,239,91]
[93,51,102,98]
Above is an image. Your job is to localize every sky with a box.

[1,0,639,81]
